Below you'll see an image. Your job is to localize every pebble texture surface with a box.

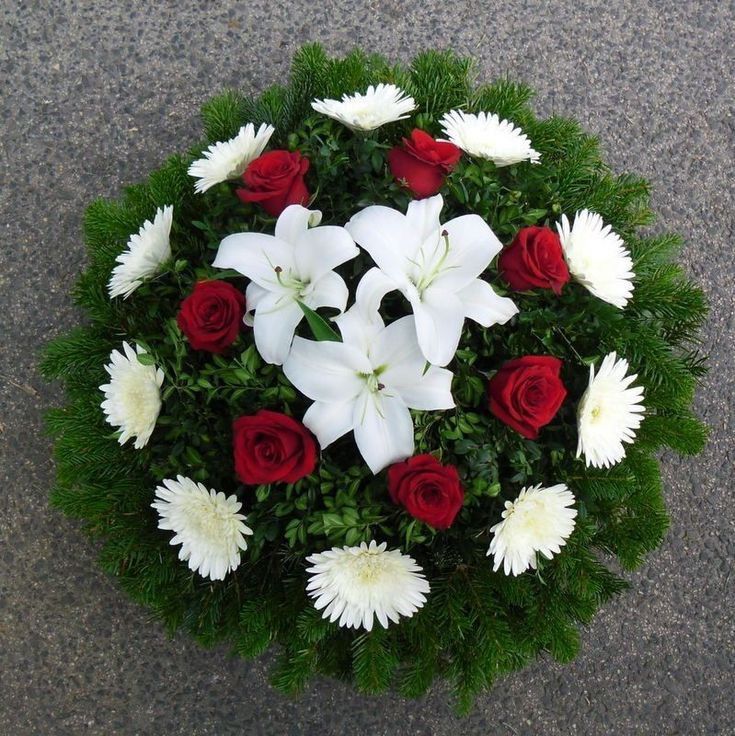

[1,1,733,734]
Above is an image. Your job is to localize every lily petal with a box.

[251,292,304,365]
[295,226,359,282]
[252,292,304,365]
[457,278,518,327]
[303,270,350,312]
[244,282,268,326]
[405,194,444,244]
[353,392,414,474]
[431,214,501,291]
[303,400,355,449]
[354,267,399,317]
[372,317,455,409]
[346,205,419,280]
[369,315,425,374]
[275,204,321,244]
[335,303,385,354]
[283,337,372,402]
[213,232,295,293]
[409,287,466,366]
[395,365,455,411]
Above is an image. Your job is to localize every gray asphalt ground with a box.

[1,1,733,734]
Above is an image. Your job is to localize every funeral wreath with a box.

[42,45,708,710]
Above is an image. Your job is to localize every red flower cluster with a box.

[388,129,461,198]
[488,356,567,439]
[238,150,310,217]
[498,226,570,294]
[177,280,245,353]
[388,454,464,529]
[232,410,317,485]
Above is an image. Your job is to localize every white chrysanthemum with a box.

[100,341,163,449]
[487,484,577,576]
[311,84,416,131]
[306,541,430,631]
[577,351,646,468]
[187,123,274,193]
[439,110,540,166]
[107,205,173,299]
[556,209,635,308]
[152,476,253,581]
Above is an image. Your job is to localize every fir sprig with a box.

[41,44,707,712]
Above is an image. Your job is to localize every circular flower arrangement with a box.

[43,46,708,710]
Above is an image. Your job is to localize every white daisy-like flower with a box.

[100,341,164,449]
[577,351,646,468]
[439,110,540,166]
[107,205,173,299]
[187,123,275,193]
[311,83,416,132]
[152,475,253,581]
[305,540,430,631]
[487,484,577,576]
[556,209,635,308]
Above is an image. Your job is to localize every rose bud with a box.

[232,410,317,485]
[387,454,464,530]
[488,356,567,439]
[388,129,461,198]
[237,150,310,217]
[498,226,570,294]
[177,280,245,354]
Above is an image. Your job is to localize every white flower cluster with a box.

[96,82,649,629]
[216,195,516,474]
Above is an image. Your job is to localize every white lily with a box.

[213,205,359,365]
[282,305,455,474]
[346,195,518,367]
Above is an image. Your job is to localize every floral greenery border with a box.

[41,44,707,711]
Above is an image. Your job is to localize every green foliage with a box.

[201,90,251,143]
[297,301,341,342]
[42,44,707,712]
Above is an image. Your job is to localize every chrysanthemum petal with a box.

[440,110,540,166]
[151,476,253,581]
[576,351,646,467]
[188,123,274,193]
[556,210,635,308]
[100,342,163,449]
[107,206,173,299]
[305,541,429,631]
[487,484,577,576]
[311,84,416,132]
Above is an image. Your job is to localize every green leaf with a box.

[297,301,341,342]
[136,352,156,366]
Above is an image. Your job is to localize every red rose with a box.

[498,226,570,294]
[388,129,461,198]
[177,280,245,354]
[237,150,310,217]
[232,410,317,485]
[488,356,567,439]
[387,454,464,530]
